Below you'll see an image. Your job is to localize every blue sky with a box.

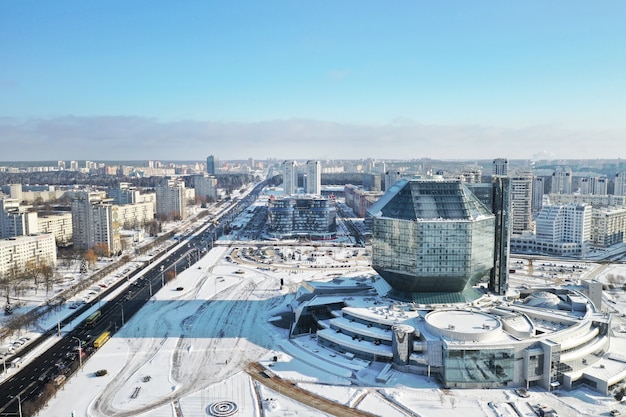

[1,1,625,161]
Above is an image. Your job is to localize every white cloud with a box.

[0,116,623,161]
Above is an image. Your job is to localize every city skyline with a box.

[1,2,626,160]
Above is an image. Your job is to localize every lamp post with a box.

[9,394,22,417]
[71,336,83,369]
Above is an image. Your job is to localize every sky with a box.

[1,1,626,161]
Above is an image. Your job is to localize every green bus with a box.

[85,310,102,326]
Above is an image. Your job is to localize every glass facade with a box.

[369,179,495,295]
[268,197,337,239]
[444,347,514,387]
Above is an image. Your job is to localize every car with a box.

[611,410,621,416]
[515,388,530,398]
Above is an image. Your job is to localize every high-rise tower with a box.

[551,166,572,194]
[305,160,321,195]
[206,155,218,175]
[492,158,508,176]
[283,160,298,195]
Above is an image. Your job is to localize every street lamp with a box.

[8,394,22,417]
[71,336,83,369]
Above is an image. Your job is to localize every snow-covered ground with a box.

[13,246,624,417]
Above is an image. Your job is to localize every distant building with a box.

[492,158,508,176]
[547,194,626,208]
[108,182,141,205]
[551,166,572,194]
[267,196,336,239]
[71,192,121,254]
[344,185,383,218]
[363,174,382,192]
[283,160,298,196]
[615,172,626,196]
[532,176,546,214]
[509,172,533,235]
[580,176,608,195]
[192,174,218,202]
[305,160,321,195]
[38,212,73,247]
[0,198,39,238]
[384,171,401,191]
[155,178,187,220]
[206,155,218,175]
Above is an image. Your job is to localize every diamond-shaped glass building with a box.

[367,178,495,302]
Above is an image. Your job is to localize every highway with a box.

[0,180,267,417]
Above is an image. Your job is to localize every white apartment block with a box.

[156,178,187,220]
[510,173,533,235]
[305,160,321,195]
[579,176,608,195]
[0,234,57,277]
[615,172,626,196]
[283,160,298,195]
[38,212,73,246]
[71,192,121,254]
[117,202,154,229]
[533,203,591,255]
[192,174,218,202]
[547,193,626,208]
[551,166,572,194]
[0,198,39,238]
[591,207,626,248]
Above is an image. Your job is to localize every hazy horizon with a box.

[2,2,625,160]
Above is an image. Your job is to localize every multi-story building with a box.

[492,158,508,176]
[580,177,608,195]
[547,194,626,208]
[363,173,382,192]
[108,182,141,205]
[305,160,321,195]
[192,174,218,202]
[615,172,626,196]
[551,166,572,194]
[526,203,592,256]
[0,233,57,277]
[282,160,298,196]
[532,176,546,214]
[155,178,187,220]
[117,202,154,230]
[384,170,401,191]
[71,192,121,254]
[38,212,73,247]
[590,207,626,247]
[509,172,533,235]
[206,155,217,175]
[344,185,383,218]
[267,196,336,239]
[368,178,495,303]
[0,199,39,238]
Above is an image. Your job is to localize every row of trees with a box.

[1,259,55,305]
